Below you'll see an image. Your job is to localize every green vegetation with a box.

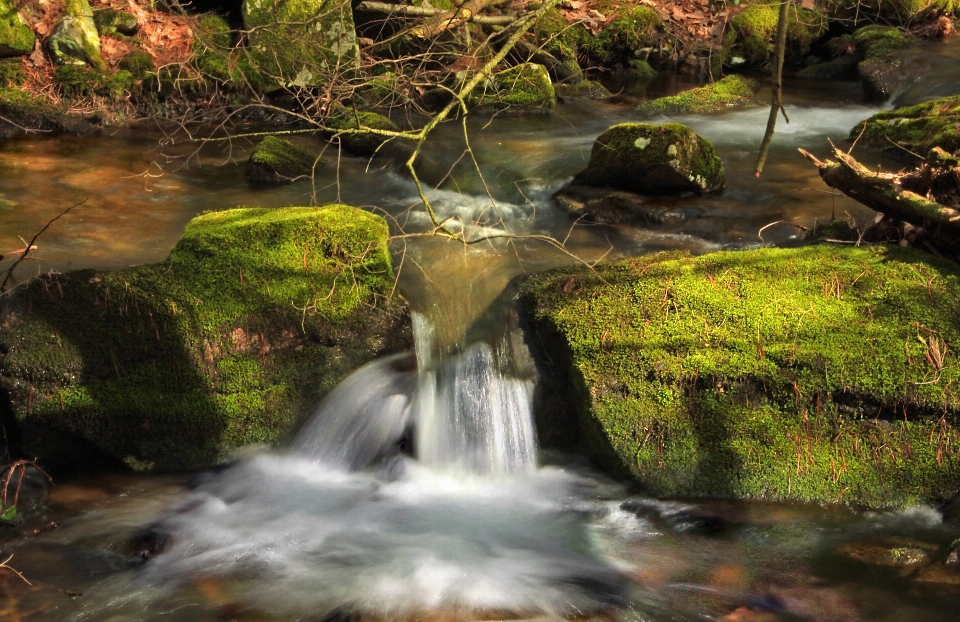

[519,245,960,508]
[0,59,25,87]
[574,122,725,194]
[583,4,661,65]
[849,95,960,157]
[879,0,958,22]
[118,51,154,77]
[0,206,409,471]
[533,8,587,70]
[724,3,827,65]
[54,64,138,100]
[0,0,34,58]
[46,0,107,71]
[329,110,401,157]
[472,63,556,112]
[246,136,321,184]
[0,87,90,134]
[638,75,759,114]
[556,80,611,100]
[93,8,138,37]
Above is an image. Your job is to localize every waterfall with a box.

[293,312,537,475]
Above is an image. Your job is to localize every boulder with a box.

[518,245,960,508]
[795,54,858,80]
[93,8,138,37]
[0,205,410,471]
[555,79,612,100]
[637,75,759,114]
[471,63,556,113]
[0,87,92,137]
[245,136,321,185]
[0,0,35,58]
[328,110,407,159]
[849,94,960,157]
[723,3,827,65]
[46,0,107,71]
[581,6,661,66]
[242,0,360,89]
[570,122,725,196]
[553,186,696,225]
[852,25,915,100]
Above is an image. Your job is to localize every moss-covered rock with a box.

[609,58,657,86]
[555,79,612,100]
[723,3,827,65]
[242,0,359,89]
[93,8,138,37]
[471,63,556,112]
[118,50,154,77]
[54,64,137,100]
[637,75,759,114]
[533,8,588,72]
[246,136,321,184]
[0,87,92,136]
[0,58,25,86]
[582,5,661,66]
[849,95,960,157]
[0,205,410,472]
[795,54,858,80]
[879,0,957,23]
[572,122,724,195]
[0,0,35,58]
[518,245,960,508]
[46,0,107,71]
[328,110,402,158]
[853,26,915,100]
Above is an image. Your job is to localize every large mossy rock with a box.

[638,75,759,114]
[581,5,661,66]
[0,0,35,58]
[519,245,960,508]
[246,136,321,185]
[242,0,359,89]
[723,3,827,65]
[853,25,915,100]
[0,87,92,136]
[46,0,107,71]
[0,206,410,472]
[471,63,556,113]
[850,95,960,157]
[572,123,724,195]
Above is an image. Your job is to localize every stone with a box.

[637,75,759,114]
[93,8,138,37]
[795,55,858,80]
[0,87,92,137]
[570,122,724,196]
[553,186,697,225]
[245,136,321,185]
[0,205,410,471]
[242,0,359,89]
[722,3,827,65]
[852,25,915,101]
[0,0,35,58]
[849,94,960,158]
[555,80,611,100]
[328,110,408,159]
[471,63,556,112]
[46,0,107,71]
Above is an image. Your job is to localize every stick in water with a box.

[0,199,86,293]
[754,0,790,177]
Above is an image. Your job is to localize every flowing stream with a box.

[2,39,960,621]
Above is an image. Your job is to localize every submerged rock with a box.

[242,0,360,89]
[637,75,759,114]
[849,94,960,157]
[553,187,697,225]
[245,136,321,185]
[0,205,410,471]
[518,245,960,507]
[471,63,556,113]
[46,0,107,71]
[0,0,36,58]
[570,122,725,196]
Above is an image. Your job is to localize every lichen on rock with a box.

[0,205,410,471]
[518,245,960,508]
[637,75,759,114]
[572,122,725,195]
[46,0,107,71]
[246,135,321,184]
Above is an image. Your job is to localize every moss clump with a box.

[93,8,138,37]
[246,135,321,184]
[0,0,34,58]
[638,75,759,114]
[472,63,556,112]
[0,205,410,471]
[118,50,154,77]
[724,4,827,65]
[0,87,90,135]
[582,5,661,65]
[533,8,588,68]
[573,122,724,195]
[519,245,960,508]
[849,95,960,157]
[54,64,137,100]
[0,59,26,87]
[556,80,611,100]
[328,110,401,157]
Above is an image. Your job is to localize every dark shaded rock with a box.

[553,186,697,225]
[0,87,93,137]
[93,8,138,37]
[245,136,321,185]
[556,80,611,100]
[796,54,858,80]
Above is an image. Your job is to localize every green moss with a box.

[329,110,400,157]
[356,71,407,108]
[574,122,725,194]
[638,75,759,114]
[582,5,661,65]
[0,87,90,134]
[879,0,957,22]
[0,0,36,57]
[246,135,321,184]
[54,64,137,100]
[556,79,611,100]
[533,8,588,65]
[724,4,827,65]
[0,59,25,86]
[853,25,914,62]
[472,63,556,112]
[849,95,960,157]
[0,205,409,471]
[118,51,154,77]
[93,8,137,37]
[519,245,960,508]
[46,0,107,72]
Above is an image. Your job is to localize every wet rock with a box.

[722,4,827,66]
[242,0,359,89]
[93,8,138,37]
[836,538,935,567]
[581,6,661,66]
[0,206,411,471]
[556,80,611,100]
[46,0,107,71]
[621,498,732,535]
[853,25,915,100]
[945,539,959,564]
[553,186,697,225]
[795,55,858,80]
[0,0,36,58]
[0,87,92,137]
[849,94,960,158]
[570,122,724,196]
[913,563,960,585]
[328,110,407,159]
[245,136,321,185]
[637,75,759,114]
[471,63,556,113]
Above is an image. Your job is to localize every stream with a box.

[1,39,959,621]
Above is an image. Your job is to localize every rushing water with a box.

[2,43,960,621]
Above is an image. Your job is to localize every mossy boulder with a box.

[723,3,827,65]
[638,75,759,114]
[532,8,588,74]
[118,50,154,77]
[328,110,403,158]
[879,0,958,23]
[582,5,661,66]
[572,122,724,195]
[849,95,960,157]
[0,0,35,58]
[471,63,556,113]
[46,0,107,72]
[556,79,612,100]
[0,205,410,472]
[246,136,321,184]
[242,0,359,89]
[93,8,138,37]
[795,54,858,80]
[518,245,960,508]
[853,26,915,100]
[0,59,25,86]
[54,64,137,101]
[0,87,92,136]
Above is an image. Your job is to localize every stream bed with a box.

[2,42,960,621]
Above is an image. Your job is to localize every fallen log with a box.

[409,0,512,38]
[356,1,516,25]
